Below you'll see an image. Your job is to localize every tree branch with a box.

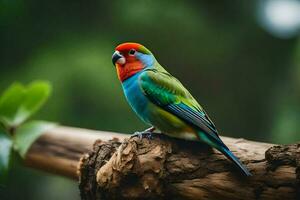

[25,126,127,179]
[25,126,300,199]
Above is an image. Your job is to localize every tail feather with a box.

[197,131,252,176]
[220,147,252,176]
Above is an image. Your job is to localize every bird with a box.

[111,42,251,176]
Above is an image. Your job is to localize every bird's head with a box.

[112,42,154,82]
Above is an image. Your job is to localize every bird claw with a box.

[131,126,155,140]
[131,131,154,140]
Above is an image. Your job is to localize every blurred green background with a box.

[1,0,300,199]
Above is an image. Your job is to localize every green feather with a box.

[139,68,201,110]
[139,67,218,137]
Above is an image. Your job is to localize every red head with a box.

[112,42,153,82]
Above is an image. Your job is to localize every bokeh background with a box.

[1,0,300,199]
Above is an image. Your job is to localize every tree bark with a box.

[25,126,300,200]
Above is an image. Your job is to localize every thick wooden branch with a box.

[25,126,127,179]
[25,126,300,199]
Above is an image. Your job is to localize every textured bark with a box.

[78,134,300,200]
[24,126,300,199]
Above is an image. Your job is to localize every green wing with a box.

[139,68,220,141]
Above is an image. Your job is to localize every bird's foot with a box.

[131,131,153,140]
[131,127,155,140]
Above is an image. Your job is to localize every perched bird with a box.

[112,42,251,176]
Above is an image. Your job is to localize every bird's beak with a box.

[112,51,126,65]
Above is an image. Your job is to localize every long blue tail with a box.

[219,147,252,176]
[198,131,252,176]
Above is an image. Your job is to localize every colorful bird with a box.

[112,42,251,176]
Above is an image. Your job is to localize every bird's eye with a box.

[129,49,136,56]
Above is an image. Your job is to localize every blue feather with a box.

[122,72,151,124]
[135,52,154,67]
[198,131,252,176]
[221,147,252,176]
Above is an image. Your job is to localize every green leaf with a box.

[0,83,26,127]
[0,129,13,184]
[14,120,56,158]
[14,81,52,126]
[0,81,52,127]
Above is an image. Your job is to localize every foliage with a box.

[0,81,55,184]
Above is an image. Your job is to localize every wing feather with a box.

[139,69,223,145]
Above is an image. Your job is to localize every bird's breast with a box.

[122,73,150,123]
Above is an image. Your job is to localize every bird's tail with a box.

[197,131,252,176]
[218,146,252,176]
